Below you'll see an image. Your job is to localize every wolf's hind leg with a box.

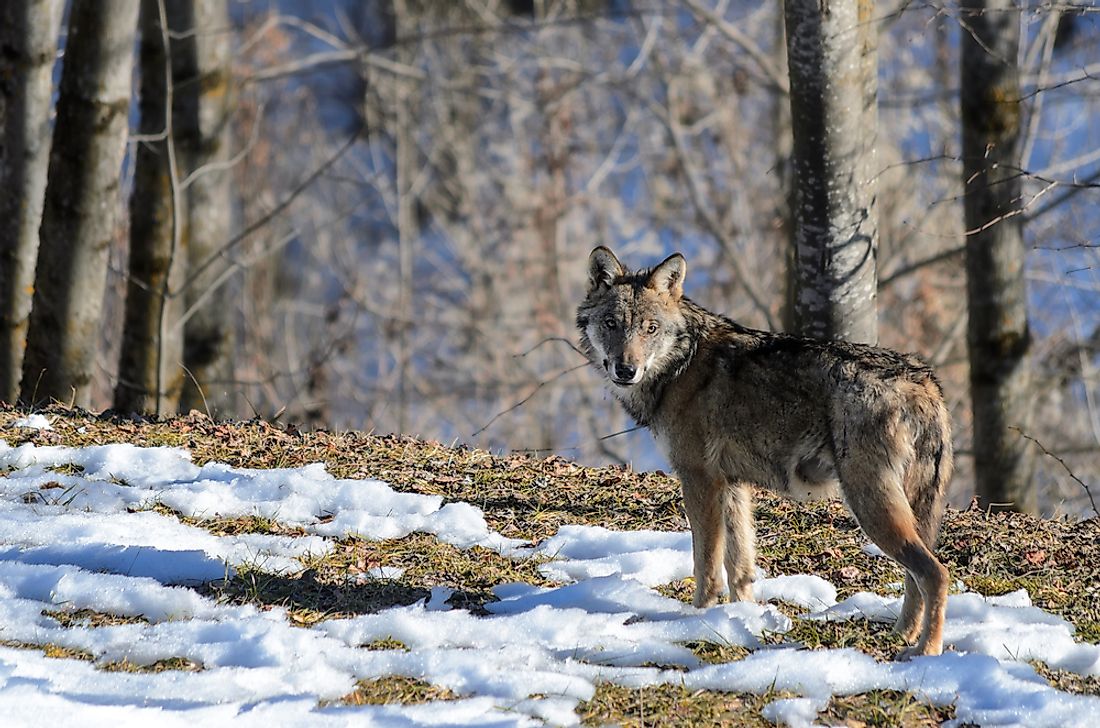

[839,464,948,658]
[724,483,755,602]
[895,426,951,646]
[892,540,948,659]
[894,574,923,643]
[680,469,727,609]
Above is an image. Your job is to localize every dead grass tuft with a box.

[578,682,791,727]
[338,676,458,705]
[818,689,955,726]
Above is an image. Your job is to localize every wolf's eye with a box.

[645,321,659,335]
[603,317,618,330]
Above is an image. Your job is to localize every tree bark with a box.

[176,0,236,417]
[784,0,879,344]
[0,0,64,402]
[20,0,140,408]
[115,0,187,414]
[960,0,1036,514]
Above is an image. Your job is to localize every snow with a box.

[0,440,1098,726]
[11,414,52,430]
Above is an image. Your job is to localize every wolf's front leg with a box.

[724,483,756,602]
[680,469,727,608]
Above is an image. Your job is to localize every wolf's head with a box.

[576,246,689,388]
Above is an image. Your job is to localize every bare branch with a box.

[878,246,965,290]
[172,124,362,301]
[681,0,789,93]
[471,363,590,438]
[1011,426,1100,518]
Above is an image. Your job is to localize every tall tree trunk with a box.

[774,8,797,334]
[20,0,140,408]
[0,0,64,403]
[177,0,236,417]
[783,0,879,344]
[960,0,1036,514]
[115,0,187,414]
[392,0,418,434]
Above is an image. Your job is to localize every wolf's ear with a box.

[647,253,686,299]
[588,246,623,291]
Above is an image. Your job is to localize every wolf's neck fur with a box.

[615,297,718,429]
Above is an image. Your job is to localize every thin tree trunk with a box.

[20,0,140,408]
[0,0,64,402]
[393,0,417,434]
[960,0,1036,514]
[774,8,796,334]
[177,0,236,417]
[784,0,879,344]
[116,0,186,414]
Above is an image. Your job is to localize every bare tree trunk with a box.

[773,9,797,334]
[393,0,418,434]
[0,0,64,403]
[960,0,1036,514]
[783,0,879,344]
[20,0,140,408]
[116,0,186,414]
[177,0,236,417]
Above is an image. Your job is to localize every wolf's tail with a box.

[904,381,954,549]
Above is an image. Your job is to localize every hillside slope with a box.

[0,405,1097,726]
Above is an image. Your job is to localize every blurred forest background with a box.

[1,0,1099,517]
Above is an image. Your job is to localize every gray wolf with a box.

[576,246,953,658]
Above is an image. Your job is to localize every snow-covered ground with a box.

[0,434,1098,727]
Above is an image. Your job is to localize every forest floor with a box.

[1,403,1098,726]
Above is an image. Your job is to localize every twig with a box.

[680,0,789,93]
[1011,426,1100,518]
[598,425,643,441]
[472,363,589,437]
[878,246,965,290]
[514,337,588,360]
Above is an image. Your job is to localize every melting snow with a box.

[0,440,1097,726]
[11,414,51,430]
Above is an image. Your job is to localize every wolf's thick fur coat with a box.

[577,247,954,658]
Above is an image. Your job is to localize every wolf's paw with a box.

[892,618,921,645]
[896,643,943,661]
[692,591,721,609]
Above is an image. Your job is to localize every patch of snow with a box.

[761,696,828,727]
[861,542,884,557]
[754,574,837,611]
[10,414,51,430]
[0,441,528,558]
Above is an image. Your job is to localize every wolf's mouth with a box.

[610,377,637,387]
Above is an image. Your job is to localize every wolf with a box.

[577,246,954,658]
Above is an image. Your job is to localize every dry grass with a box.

[579,682,790,727]
[817,690,956,727]
[1,638,202,674]
[337,676,458,706]
[1030,661,1100,696]
[41,608,148,629]
[197,532,553,623]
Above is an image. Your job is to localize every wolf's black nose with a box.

[613,362,636,381]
